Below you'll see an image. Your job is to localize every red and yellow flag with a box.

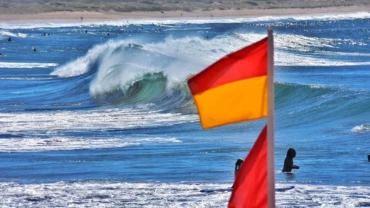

[187,38,268,129]
[228,125,268,208]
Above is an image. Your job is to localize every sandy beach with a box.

[0,4,370,23]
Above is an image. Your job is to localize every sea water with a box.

[0,12,370,207]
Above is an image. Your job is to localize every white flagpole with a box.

[267,28,276,208]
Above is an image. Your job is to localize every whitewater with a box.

[0,12,370,207]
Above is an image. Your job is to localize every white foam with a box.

[0,77,54,80]
[351,124,370,133]
[0,62,58,68]
[276,52,370,67]
[0,137,181,152]
[308,84,326,89]
[0,30,28,39]
[238,33,370,67]
[0,30,17,37]
[151,33,370,67]
[51,39,127,78]
[0,108,197,136]
[0,181,368,207]
[51,34,261,79]
[17,33,27,38]
[51,31,370,84]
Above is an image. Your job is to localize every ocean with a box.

[0,12,370,207]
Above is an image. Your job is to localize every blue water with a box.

[1,12,370,207]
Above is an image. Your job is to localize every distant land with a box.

[0,0,369,22]
[1,0,370,14]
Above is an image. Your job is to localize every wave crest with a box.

[351,124,370,133]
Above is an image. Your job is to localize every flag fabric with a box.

[187,37,268,129]
[187,36,272,207]
[228,125,268,208]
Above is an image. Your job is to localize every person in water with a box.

[232,158,244,188]
[234,158,244,176]
[282,148,299,173]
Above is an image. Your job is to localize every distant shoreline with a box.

[0,5,369,23]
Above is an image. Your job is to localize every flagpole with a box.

[267,28,276,208]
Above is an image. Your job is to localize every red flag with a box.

[228,125,268,208]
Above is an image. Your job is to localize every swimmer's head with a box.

[287,148,296,158]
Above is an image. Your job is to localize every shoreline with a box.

[0,5,369,23]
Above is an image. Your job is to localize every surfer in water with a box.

[282,148,299,173]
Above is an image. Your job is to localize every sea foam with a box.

[0,181,368,207]
[351,124,370,133]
